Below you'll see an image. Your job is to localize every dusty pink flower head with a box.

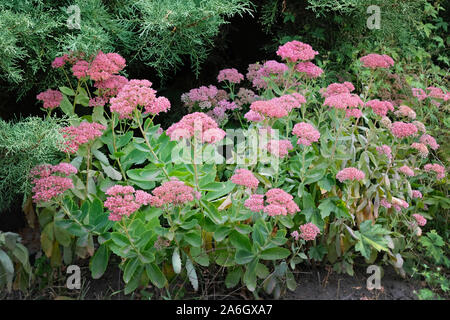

[94,75,128,98]
[264,204,287,216]
[411,143,429,158]
[30,163,77,203]
[412,214,427,227]
[426,86,446,100]
[244,110,264,122]
[244,194,265,212]
[246,63,261,82]
[320,82,355,98]
[292,122,320,146]
[411,190,423,199]
[412,88,427,101]
[424,163,445,179]
[166,112,225,143]
[295,61,323,78]
[299,223,320,241]
[109,79,156,119]
[365,99,394,117]
[392,198,409,212]
[250,100,288,118]
[323,93,363,110]
[336,167,365,182]
[235,88,259,107]
[360,54,394,69]
[60,122,106,153]
[87,51,126,81]
[420,134,439,150]
[399,165,415,177]
[230,169,259,189]
[217,68,244,83]
[151,179,199,206]
[104,185,153,221]
[265,188,300,215]
[251,60,288,89]
[276,41,318,62]
[36,89,63,109]
[266,139,293,158]
[291,230,300,241]
[413,121,426,133]
[390,122,418,139]
[376,145,392,159]
[71,60,89,79]
[144,96,171,115]
[395,105,416,119]
[345,108,362,119]
[52,56,66,68]
[380,199,392,209]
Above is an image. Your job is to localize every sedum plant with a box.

[27,41,448,297]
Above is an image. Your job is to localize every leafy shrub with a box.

[0,0,252,98]
[26,40,448,297]
[0,116,67,212]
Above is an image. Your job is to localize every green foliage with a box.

[0,116,66,212]
[0,0,252,97]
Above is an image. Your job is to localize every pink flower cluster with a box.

[72,60,89,79]
[380,199,392,209]
[30,163,77,203]
[109,79,157,119]
[250,60,289,89]
[181,85,229,110]
[320,82,355,98]
[427,86,448,101]
[93,75,129,104]
[420,134,439,150]
[376,145,392,159]
[298,223,320,241]
[144,96,171,115]
[365,99,394,117]
[295,62,323,78]
[413,121,426,133]
[395,105,416,119]
[235,88,259,107]
[276,41,318,62]
[249,93,306,119]
[52,55,68,68]
[360,53,394,69]
[412,214,427,227]
[266,139,293,158]
[399,165,415,177]
[150,179,200,206]
[217,68,244,83]
[86,51,126,81]
[391,198,409,212]
[166,112,226,143]
[245,188,300,216]
[424,163,445,179]
[292,122,320,146]
[411,143,428,158]
[60,122,106,153]
[230,169,259,189]
[345,108,362,119]
[36,89,63,109]
[323,93,363,110]
[336,167,365,183]
[412,88,427,101]
[411,190,423,199]
[390,122,418,139]
[104,185,154,221]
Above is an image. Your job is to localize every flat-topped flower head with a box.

[292,122,320,146]
[345,108,362,119]
[72,60,89,79]
[323,93,363,110]
[244,194,265,212]
[320,82,355,98]
[360,53,394,69]
[276,40,318,62]
[60,122,106,153]
[336,167,365,182]
[166,112,226,144]
[52,56,66,68]
[426,86,447,100]
[230,169,259,189]
[87,51,126,81]
[144,96,171,115]
[36,89,63,110]
[244,110,264,122]
[251,60,288,89]
[412,88,427,101]
[411,143,428,158]
[399,165,415,177]
[94,75,128,99]
[30,163,77,203]
[265,188,300,215]
[365,99,394,117]
[266,139,293,158]
[104,185,153,221]
[395,105,416,119]
[390,122,418,139]
[151,179,199,206]
[413,121,426,133]
[110,79,157,119]
[412,214,427,227]
[235,88,259,107]
[299,223,320,241]
[420,134,439,150]
[412,190,423,199]
[217,68,244,84]
[376,145,392,159]
[424,163,445,179]
[295,62,323,78]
